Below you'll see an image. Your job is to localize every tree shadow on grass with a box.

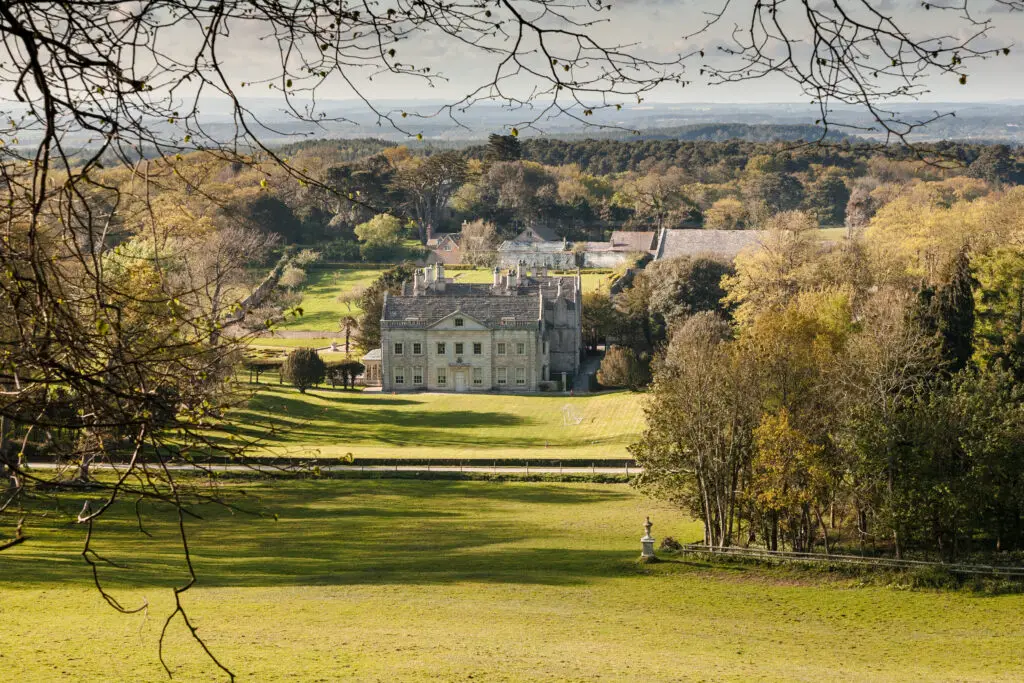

[6,481,639,591]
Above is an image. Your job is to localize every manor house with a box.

[378,263,582,393]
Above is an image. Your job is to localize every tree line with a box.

[619,189,1024,561]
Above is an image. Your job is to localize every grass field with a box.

[277,266,383,332]
[451,267,615,293]
[4,479,1024,682]
[275,266,616,335]
[224,385,645,460]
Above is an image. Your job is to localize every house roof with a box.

[658,229,765,260]
[385,292,542,327]
[517,225,561,242]
[609,231,657,252]
[362,348,382,361]
[384,277,578,328]
[426,232,460,248]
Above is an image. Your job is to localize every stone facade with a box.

[379,264,582,393]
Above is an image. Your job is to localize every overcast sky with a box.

[207,0,1024,108]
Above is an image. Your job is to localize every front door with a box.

[454,371,467,392]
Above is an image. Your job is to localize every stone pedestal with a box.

[640,516,657,563]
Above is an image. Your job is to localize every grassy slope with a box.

[277,266,384,332]
[223,385,645,460]
[277,266,615,334]
[4,480,1022,682]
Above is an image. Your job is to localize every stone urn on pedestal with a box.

[640,516,658,563]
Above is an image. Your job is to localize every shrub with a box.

[596,345,650,389]
[282,347,327,393]
[660,536,683,551]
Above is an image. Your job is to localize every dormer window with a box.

[454,317,464,327]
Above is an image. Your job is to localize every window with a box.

[412,342,422,355]
[413,366,423,385]
[497,342,507,355]
[454,317,464,327]
[394,367,405,385]
[436,342,446,355]
[437,367,447,385]
[473,342,482,355]
[472,367,483,385]
[515,367,526,385]
[516,342,525,355]
[394,342,404,355]
[496,367,507,385]
[455,342,464,355]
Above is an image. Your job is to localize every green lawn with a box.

[4,480,1023,682]
[277,266,384,332]
[223,385,645,460]
[451,267,614,293]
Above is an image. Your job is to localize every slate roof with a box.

[609,230,657,252]
[362,348,382,361]
[385,292,542,327]
[517,225,561,242]
[657,229,765,260]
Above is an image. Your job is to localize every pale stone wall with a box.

[381,317,545,392]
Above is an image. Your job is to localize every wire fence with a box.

[678,543,1024,578]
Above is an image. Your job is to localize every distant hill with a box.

[623,123,850,143]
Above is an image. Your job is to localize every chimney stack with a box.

[493,266,501,287]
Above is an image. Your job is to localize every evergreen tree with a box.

[934,249,976,373]
[282,348,327,393]
[484,133,522,162]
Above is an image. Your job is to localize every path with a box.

[26,462,639,476]
[574,349,604,393]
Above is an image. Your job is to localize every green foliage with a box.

[484,133,522,162]
[356,263,416,350]
[281,347,327,393]
[973,248,1024,380]
[355,213,404,261]
[803,174,850,225]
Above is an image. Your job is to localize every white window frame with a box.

[413,366,423,385]
[394,342,404,355]
[472,367,483,385]
[473,342,482,355]
[436,342,446,355]
[454,317,464,327]
[496,367,507,385]
[455,342,464,355]
[437,367,448,385]
[516,342,525,355]
[515,367,526,385]
[497,342,507,355]
[412,342,423,355]
[394,367,405,385]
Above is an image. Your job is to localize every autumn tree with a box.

[596,345,649,389]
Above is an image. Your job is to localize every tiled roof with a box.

[385,277,578,328]
[610,231,657,251]
[385,293,541,327]
[658,229,765,260]
[517,225,561,242]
